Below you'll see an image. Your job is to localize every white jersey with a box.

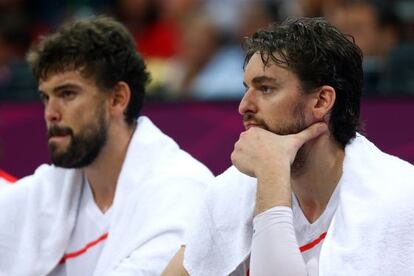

[292,182,340,275]
[0,117,213,275]
[0,178,9,188]
[52,178,112,275]
[234,184,340,276]
[184,135,414,276]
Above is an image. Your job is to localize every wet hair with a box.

[243,17,363,148]
[26,16,150,126]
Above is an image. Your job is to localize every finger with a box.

[292,122,328,146]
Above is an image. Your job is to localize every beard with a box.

[243,102,308,176]
[47,106,108,168]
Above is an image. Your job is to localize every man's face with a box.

[240,52,310,134]
[240,52,313,173]
[39,70,109,168]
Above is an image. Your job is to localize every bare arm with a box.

[231,122,327,214]
[162,246,190,276]
[231,123,327,275]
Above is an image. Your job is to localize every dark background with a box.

[1,98,413,178]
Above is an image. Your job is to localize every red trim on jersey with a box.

[59,232,109,264]
[243,232,328,275]
[299,231,327,253]
[0,170,17,183]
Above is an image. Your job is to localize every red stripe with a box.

[244,232,327,274]
[0,170,17,183]
[59,232,109,264]
[299,232,327,253]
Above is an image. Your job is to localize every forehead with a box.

[243,52,298,84]
[38,70,96,92]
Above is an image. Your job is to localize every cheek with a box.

[264,103,303,130]
[260,108,282,130]
[261,98,290,120]
[65,106,90,133]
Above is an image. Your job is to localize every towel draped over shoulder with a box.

[184,134,414,276]
[0,116,213,276]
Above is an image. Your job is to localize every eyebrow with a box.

[38,83,82,95]
[251,75,281,86]
[243,75,282,89]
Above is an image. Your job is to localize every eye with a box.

[59,90,77,100]
[259,85,273,94]
[242,82,249,93]
[39,92,49,104]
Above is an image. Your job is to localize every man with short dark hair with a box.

[163,17,414,275]
[0,16,213,275]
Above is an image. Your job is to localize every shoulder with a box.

[207,166,256,197]
[131,116,214,186]
[345,134,414,180]
[0,164,80,207]
[201,166,256,223]
[341,135,414,208]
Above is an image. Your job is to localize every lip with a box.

[48,135,70,143]
[243,122,260,130]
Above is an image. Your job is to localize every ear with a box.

[310,85,336,121]
[109,81,131,118]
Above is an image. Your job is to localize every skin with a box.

[233,53,344,217]
[162,246,187,276]
[39,70,135,213]
[162,52,345,275]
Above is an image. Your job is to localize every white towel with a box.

[0,116,213,276]
[184,134,414,275]
[0,178,11,189]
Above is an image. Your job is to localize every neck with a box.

[84,121,136,213]
[291,133,345,223]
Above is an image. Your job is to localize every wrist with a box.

[255,170,292,215]
[255,159,290,180]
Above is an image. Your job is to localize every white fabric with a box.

[0,178,10,188]
[292,178,340,274]
[0,170,14,189]
[184,134,414,275]
[229,259,248,276]
[0,116,213,276]
[250,183,339,276]
[251,207,307,276]
[54,178,112,275]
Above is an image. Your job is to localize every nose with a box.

[238,88,258,116]
[44,99,62,124]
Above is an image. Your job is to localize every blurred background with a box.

[0,0,413,177]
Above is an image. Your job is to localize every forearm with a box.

[250,206,307,276]
[255,166,291,214]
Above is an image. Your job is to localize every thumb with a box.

[293,122,328,147]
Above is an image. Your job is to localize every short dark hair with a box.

[26,16,150,126]
[243,17,363,148]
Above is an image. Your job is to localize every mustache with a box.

[47,125,73,138]
[242,113,259,123]
[242,113,269,130]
